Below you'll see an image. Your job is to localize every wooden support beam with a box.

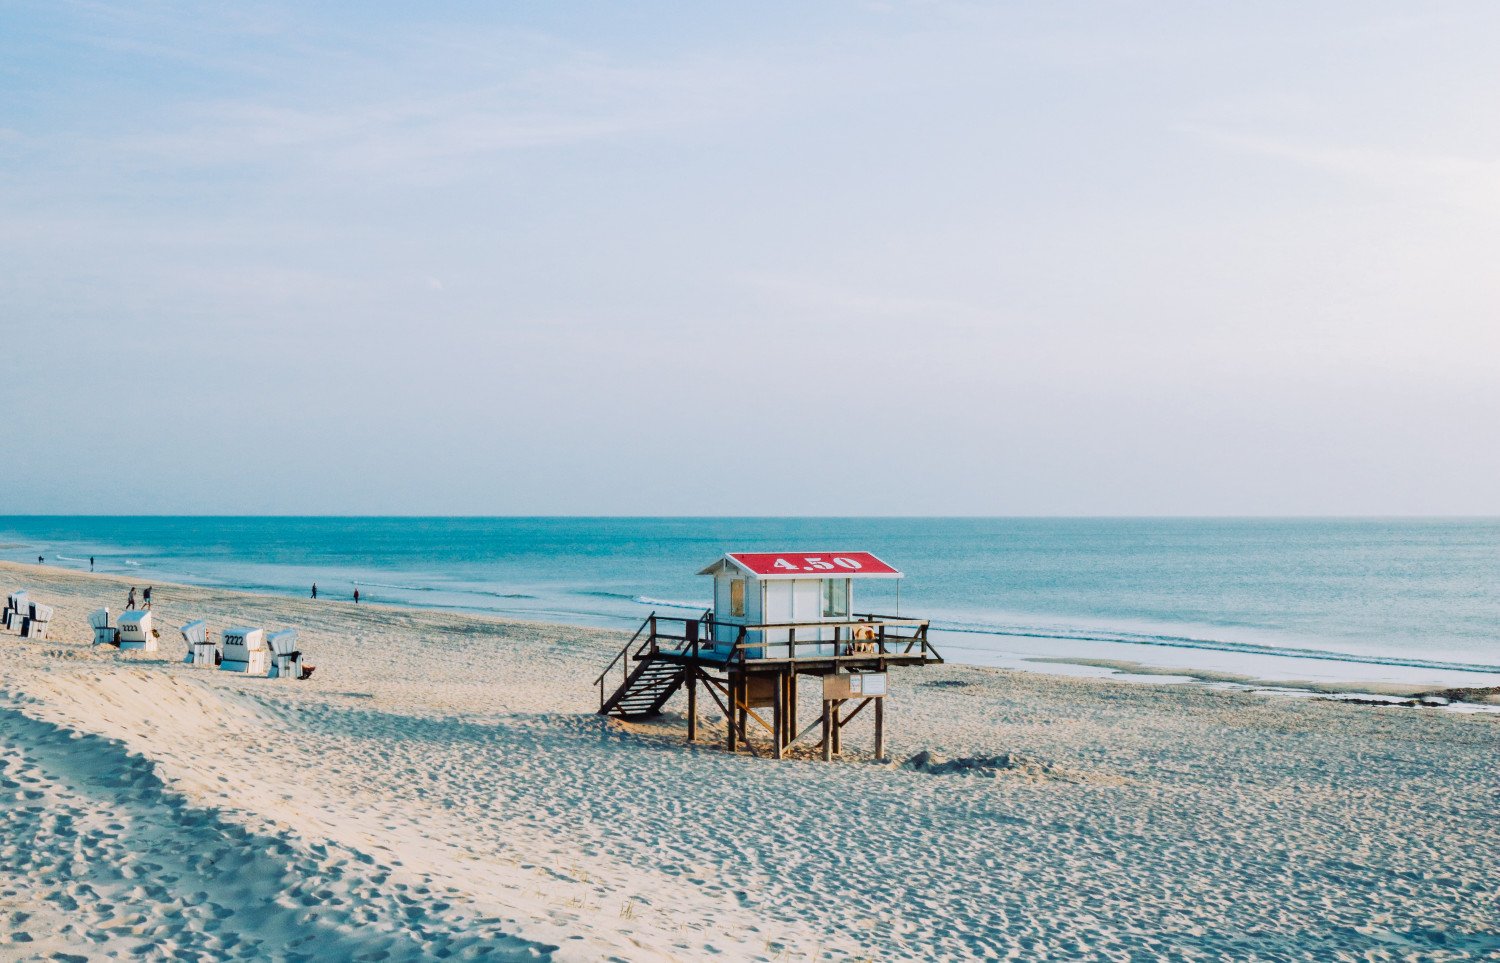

[788,672,798,741]
[784,672,794,746]
[701,676,729,718]
[734,685,765,757]
[772,670,783,760]
[821,699,831,761]
[783,671,792,750]
[776,673,785,747]
[727,675,738,753]
[741,702,776,736]
[687,668,698,743]
[738,676,749,748]
[791,714,824,746]
[841,696,873,729]
[874,694,884,760]
[832,699,843,756]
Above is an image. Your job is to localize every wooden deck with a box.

[594,612,943,760]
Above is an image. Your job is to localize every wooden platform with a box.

[595,613,943,760]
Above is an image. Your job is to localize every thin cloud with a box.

[1187,126,1500,211]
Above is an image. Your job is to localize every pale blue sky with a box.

[3,2,1498,514]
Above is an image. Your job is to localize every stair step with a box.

[599,645,689,716]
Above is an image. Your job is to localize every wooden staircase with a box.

[595,612,694,719]
[600,657,687,718]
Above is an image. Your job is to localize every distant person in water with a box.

[126,587,137,610]
[90,556,95,571]
[37,555,43,564]
[143,586,152,610]
[311,583,318,599]
[353,588,360,604]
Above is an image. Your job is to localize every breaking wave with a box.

[349,579,537,600]
[632,596,708,611]
[928,618,1500,675]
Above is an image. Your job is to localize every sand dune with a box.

[2,561,1498,960]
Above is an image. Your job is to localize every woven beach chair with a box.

[89,608,118,646]
[180,620,217,667]
[267,628,312,680]
[117,610,157,652]
[220,626,270,675]
[3,590,28,631]
[20,602,53,640]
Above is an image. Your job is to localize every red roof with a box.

[705,552,902,579]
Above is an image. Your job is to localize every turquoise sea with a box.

[3,517,1498,686]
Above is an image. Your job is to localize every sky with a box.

[2,1,1498,515]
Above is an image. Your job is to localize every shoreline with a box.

[6,516,1499,692]
[2,560,1498,959]
[6,558,1496,706]
[1023,656,1500,708]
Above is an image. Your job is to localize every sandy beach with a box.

[1,560,1497,961]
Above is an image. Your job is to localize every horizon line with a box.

[3,513,1499,521]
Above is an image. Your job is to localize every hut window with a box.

[729,578,746,617]
[822,578,849,618]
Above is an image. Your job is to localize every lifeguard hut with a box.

[595,552,942,760]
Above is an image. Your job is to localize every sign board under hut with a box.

[823,671,888,700]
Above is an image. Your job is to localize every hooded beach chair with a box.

[267,628,308,680]
[89,608,118,646]
[3,591,28,631]
[220,626,270,675]
[180,620,217,667]
[117,610,157,652]
[20,602,53,640]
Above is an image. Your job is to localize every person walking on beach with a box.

[90,556,95,571]
[353,588,360,604]
[126,587,137,610]
[143,586,153,610]
[311,583,318,599]
[37,555,44,565]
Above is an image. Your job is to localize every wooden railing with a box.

[594,609,715,709]
[594,613,656,711]
[597,610,943,708]
[648,612,941,666]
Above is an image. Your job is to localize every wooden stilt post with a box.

[821,699,832,761]
[737,676,748,751]
[772,670,784,760]
[785,672,794,746]
[874,695,884,761]
[788,672,798,743]
[776,672,785,749]
[832,699,843,756]
[727,674,738,753]
[687,668,698,744]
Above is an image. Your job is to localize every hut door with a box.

[764,581,793,658]
[792,579,823,655]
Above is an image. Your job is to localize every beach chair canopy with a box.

[120,609,150,627]
[29,603,54,622]
[180,620,207,645]
[7,590,27,608]
[88,608,110,629]
[223,626,267,650]
[267,629,298,655]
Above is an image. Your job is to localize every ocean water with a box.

[3,516,1498,686]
